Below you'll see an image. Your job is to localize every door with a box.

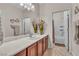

[53,12,65,44]
[52,10,70,51]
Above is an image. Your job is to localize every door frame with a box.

[52,20,55,43]
[52,9,70,51]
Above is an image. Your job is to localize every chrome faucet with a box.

[29,32,33,37]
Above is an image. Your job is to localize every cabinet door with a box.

[42,38,46,54]
[38,39,43,56]
[45,36,48,50]
[27,43,37,56]
[15,49,26,56]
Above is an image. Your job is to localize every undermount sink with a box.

[25,34,41,40]
[32,34,40,37]
[26,36,38,40]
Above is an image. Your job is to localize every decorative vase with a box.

[32,21,38,33]
[39,20,44,35]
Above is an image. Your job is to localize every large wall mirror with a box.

[10,17,34,36]
[3,17,34,42]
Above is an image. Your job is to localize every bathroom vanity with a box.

[15,35,48,56]
[0,34,48,56]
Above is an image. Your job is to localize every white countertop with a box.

[0,34,48,56]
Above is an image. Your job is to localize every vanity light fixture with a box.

[20,3,35,11]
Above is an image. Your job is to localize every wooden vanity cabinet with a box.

[15,49,26,56]
[26,43,38,56]
[37,39,43,56]
[15,35,48,56]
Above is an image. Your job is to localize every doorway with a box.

[52,10,70,51]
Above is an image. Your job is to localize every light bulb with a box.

[27,7,30,11]
[24,5,27,8]
[31,5,35,11]
[31,5,35,9]
[20,3,24,6]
